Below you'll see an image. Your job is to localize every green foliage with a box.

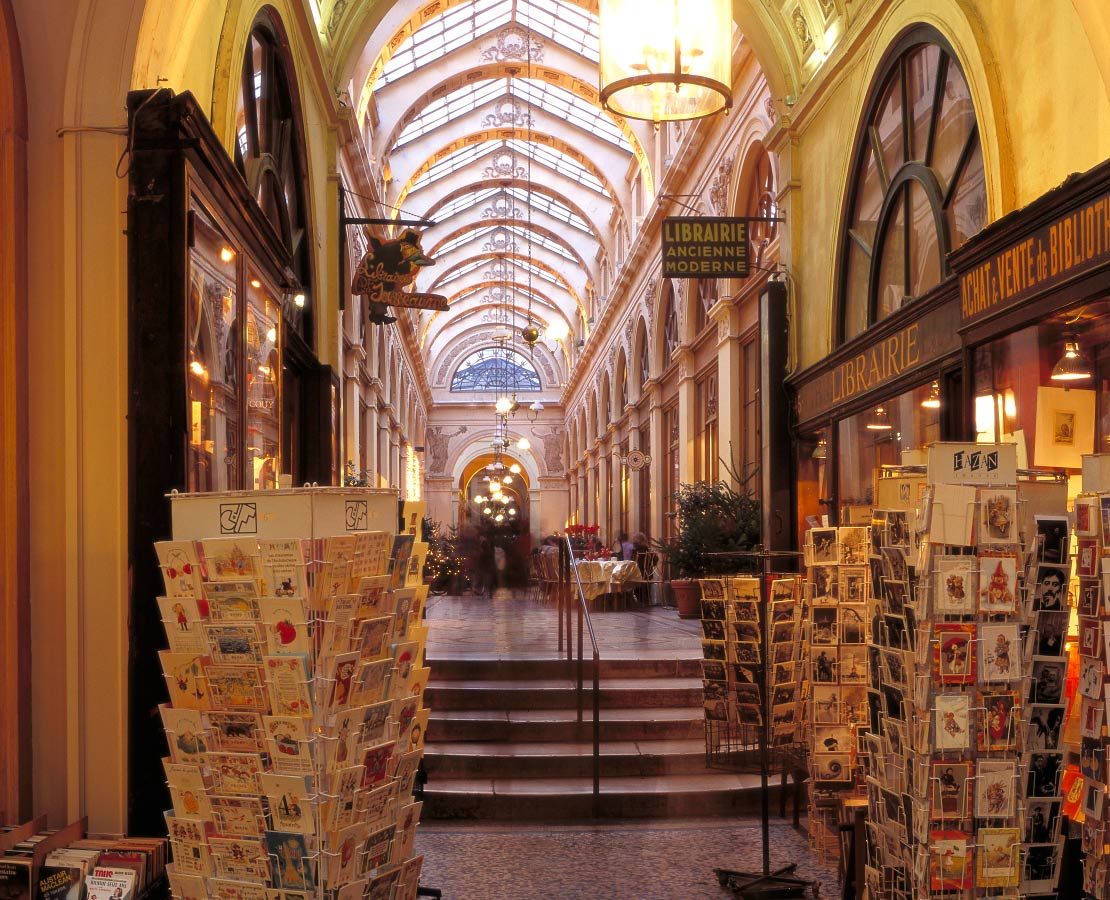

[654,480,761,578]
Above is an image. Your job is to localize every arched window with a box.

[662,283,679,361]
[638,323,651,384]
[234,15,313,342]
[742,143,777,268]
[837,29,985,343]
[693,278,717,335]
[450,347,542,392]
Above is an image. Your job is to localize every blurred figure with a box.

[617,532,635,561]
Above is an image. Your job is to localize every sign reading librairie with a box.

[661,217,749,277]
[960,190,1110,325]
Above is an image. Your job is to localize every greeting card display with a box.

[156,489,429,900]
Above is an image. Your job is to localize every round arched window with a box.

[837,29,985,344]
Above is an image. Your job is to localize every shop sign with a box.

[926,442,1017,485]
[794,299,961,426]
[960,191,1110,325]
[661,217,749,277]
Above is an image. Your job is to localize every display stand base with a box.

[417,885,442,898]
[714,864,819,899]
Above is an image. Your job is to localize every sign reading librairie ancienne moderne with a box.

[661,217,749,277]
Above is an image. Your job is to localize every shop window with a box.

[837,30,985,344]
[693,278,716,336]
[695,369,719,482]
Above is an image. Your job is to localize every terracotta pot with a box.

[671,579,702,619]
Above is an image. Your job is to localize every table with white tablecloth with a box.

[574,559,643,602]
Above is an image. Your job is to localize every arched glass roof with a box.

[451,347,543,392]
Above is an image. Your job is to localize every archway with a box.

[457,452,533,590]
[0,0,29,823]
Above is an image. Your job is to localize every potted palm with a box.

[656,479,761,618]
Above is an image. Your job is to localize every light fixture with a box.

[1051,336,1093,382]
[921,381,941,409]
[509,463,522,474]
[508,508,517,516]
[483,506,493,515]
[250,278,262,289]
[502,474,513,485]
[812,438,827,460]
[527,401,544,422]
[545,320,569,342]
[522,324,540,345]
[220,246,235,263]
[495,397,514,415]
[489,478,502,493]
[598,0,733,124]
[517,437,531,451]
[190,360,206,376]
[258,365,271,375]
[865,407,892,431]
[293,293,306,308]
[266,326,277,343]
[495,514,505,523]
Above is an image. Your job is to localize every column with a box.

[713,301,744,490]
[647,383,664,541]
[609,426,622,541]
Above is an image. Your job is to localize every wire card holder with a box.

[156,487,431,900]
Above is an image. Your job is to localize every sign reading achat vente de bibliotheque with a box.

[661,217,749,277]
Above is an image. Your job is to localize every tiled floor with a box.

[418,591,837,898]
[425,589,704,659]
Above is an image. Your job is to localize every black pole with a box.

[338,185,346,311]
[760,552,771,878]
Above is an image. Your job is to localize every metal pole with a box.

[760,551,771,878]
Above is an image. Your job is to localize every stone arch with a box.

[597,370,611,436]
[633,317,650,397]
[654,279,679,375]
[613,347,628,416]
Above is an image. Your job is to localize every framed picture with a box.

[1034,385,1094,469]
[933,623,975,684]
[930,760,971,819]
[975,759,1016,818]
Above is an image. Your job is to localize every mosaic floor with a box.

[414,818,837,900]
[418,592,838,898]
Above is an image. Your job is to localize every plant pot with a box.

[671,579,702,619]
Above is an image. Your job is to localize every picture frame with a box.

[1033,385,1095,469]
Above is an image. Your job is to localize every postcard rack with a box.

[154,487,433,900]
[863,444,1071,900]
[699,550,814,897]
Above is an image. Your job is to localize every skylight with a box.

[514,79,630,151]
[504,186,590,233]
[451,347,542,392]
[506,139,608,196]
[409,142,491,193]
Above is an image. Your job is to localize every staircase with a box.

[421,655,794,820]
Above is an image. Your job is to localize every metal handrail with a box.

[560,537,601,817]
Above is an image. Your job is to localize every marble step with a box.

[424,738,713,778]
[421,773,799,820]
[428,707,705,743]
[427,656,702,681]
[425,677,703,710]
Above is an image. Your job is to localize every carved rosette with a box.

[480,25,544,64]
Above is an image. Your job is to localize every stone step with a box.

[427,656,702,681]
[428,707,705,743]
[425,677,703,710]
[424,738,713,778]
[421,773,801,820]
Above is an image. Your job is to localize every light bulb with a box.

[545,320,569,341]
[495,397,513,414]
[508,508,517,516]
[266,327,277,343]
[495,514,505,522]
[517,437,531,450]
[250,278,262,288]
[190,361,206,376]
[483,506,492,515]
[510,464,521,474]
[220,247,235,263]
[293,293,306,308]
[489,479,501,492]
[502,475,513,485]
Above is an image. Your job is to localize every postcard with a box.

[165,759,213,819]
[208,878,269,900]
[207,711,264,753]
[979,553,1018,613]
[1021,840,1064,895]
[1080,736,1105,784]
[811,607,838,644]
[1029,657,1067,704]
[1034,610,1068,656]
[930,760,970,819]
[933,623,975,684]
[929,830,972,891]
[260,598,311,657]
[1032,563,1068,611]
[202,537,261,582]
[1027,752,1063,798]
[934,694,969,751]
[838,527,869,565]
[262,656,312,717]
[1079,615,1101,659]
[160,704,209,764]
[1026,705,1066,751]
[978,622,1020,682]
[1034,515,1070,565]
[264,831,314,892]
[978,690,1019,751]
[733,641,761,664]
[1078,578,1100,617]
[264,715,313,775]
[262,773,314,834]
[812,647,838,683]
[810,527,838,564]
[209,794,265,836]
[1078,655,1103,700]
[809,565,837,602]
[840,645,868,683]
[933,555,978,616]
[160,651,211,710]
[156,539,203,598]
[839,604,868,644]
[812,685,840,724]
[978,488,1017,544]
[359,740,397,791]
[975,759,1016,818]
[259,538,307,599]
[158,597,208,655]
[976,827,1020,887]
[206,623,265,665]
[209,751,264,795]
[208,837,269,883]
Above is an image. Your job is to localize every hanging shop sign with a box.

[793,296,962,428]
[351,229,450,322]
[661,217,749,277]
[958,186,1110,327]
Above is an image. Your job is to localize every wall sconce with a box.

[527,401,544,422]
[865,406,892,431]
[812,438,827,459]
[921,381,941,409]
[1050,336,1093,382]
[516,437,531,451]
[598,0,733,123]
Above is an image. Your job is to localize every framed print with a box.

[929,830,972,891]
[976,827,1020,888]
[935,694,970,751]
[930,761,970,819]
[934,555,978,616]
[979,554,1018,614]
[978,488,1017,544]
[978,622,1020,682]
[978,690,1019,751]
[975,759,1016,818]
[933,623,975,684]
[1033,384,1095,469]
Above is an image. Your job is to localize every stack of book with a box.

[0,817,167,900]
[864,444,1070,899]
[156,488,430,900]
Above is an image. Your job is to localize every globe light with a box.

[545,319,569,342]
[495,514,505,522]
[495,397,514,414]
[517,438,531,450]
[510,463,521,474]
[483,506,493,515]
[508,508,517,516]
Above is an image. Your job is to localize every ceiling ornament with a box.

[482,96,533,129]
[482,228,517,254]
[484,149,527,180]
[482,192,524,220]
[792,7,814,55]
[481,25,544,64]
[709,154,735,216]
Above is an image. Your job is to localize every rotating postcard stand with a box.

[156,487,439,900]
[700,549,819,899]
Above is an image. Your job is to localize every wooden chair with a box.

[634,550,661,607]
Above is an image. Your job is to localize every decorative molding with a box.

[709,154,735,216]
[424,424,469,474]
[764,96,778,124]
[483,148,527,180]
[817,0,835,18]
[481,25,544,63]
[791,7,814,56]
[481,96,533,129]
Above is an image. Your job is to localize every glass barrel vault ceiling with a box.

[363,0,641,394]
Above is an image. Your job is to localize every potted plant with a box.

[655,478,761,618]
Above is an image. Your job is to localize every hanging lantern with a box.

[599,0,733,123]
[522,324,541,345]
